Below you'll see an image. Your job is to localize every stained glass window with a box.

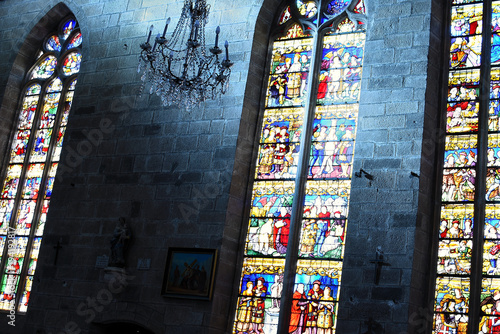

[430,1,500,333]
[0,17,82,313]
[233,1,366,333]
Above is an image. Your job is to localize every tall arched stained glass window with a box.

[431,1,500,332]
[0,17,82,313]
[233,1,366,333]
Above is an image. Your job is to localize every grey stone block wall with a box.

[336,0,442,333]
[0,0,444,333]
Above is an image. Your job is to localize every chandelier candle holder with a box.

[138,0,233,108]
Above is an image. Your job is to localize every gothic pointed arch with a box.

[218,1,368,333]
[429,1,500,332]
[0,3,83,313]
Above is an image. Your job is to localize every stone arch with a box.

[0,1,84,168]
[211,0,292,333]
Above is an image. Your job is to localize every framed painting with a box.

[162,247,218,300]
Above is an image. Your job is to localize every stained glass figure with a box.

[6,237,29,268]
[440,204,475,236]
[15,200,37,235]
[308,106,357,179]
[61,91,74,127]
[39,94,60,129]
[17,276,32,313]
[290,260,341,333]
[67,32,82,49]
[235,257,285,334]
[0,275,19,310]
[451,4,483,37]
[62,52,82,76]
[0,17,82,312]
[44,163,57,199]
[22,164,44,200]
[5,256,23,275]
[450,36,482,68]
[248,182,295,256]
[444,135,477,168]
[256,108,303,180]
[446,101,479,133]
[266,39,313,107]
[434,2,500,330]
[448,69,480,102]
[0,237,5,264]
[492,3,500,64]
[62,20,76,40]
[326,0,351,16]
[29,128,53,163]
[0,200,14,231]
[30,55,57,80]
[489,134,500,167]
[69,79,77,91]
[27,238,41,276]
[10,130,30,163]
[45,35,61,52]
[303,180,350,218]
[35,200,49,237]
[299,200,346,260]
[442,168,476,202]
[234,3,365,333]
[17,95,39,131]
[319,33,364,104]
[487,169,500,201]
[434,276,470,316]
[438,240,473,275]
[250,181,295,219]
[1,165,22,199]
[296,0,317,18]
[490,70,500,130]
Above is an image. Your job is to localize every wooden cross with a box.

[53,239,62,265]
[369,247,390,285]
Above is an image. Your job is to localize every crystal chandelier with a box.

[138,0,233,108]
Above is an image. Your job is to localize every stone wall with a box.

[337,0,441,333]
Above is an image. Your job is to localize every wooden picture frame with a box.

[162,247,218,300]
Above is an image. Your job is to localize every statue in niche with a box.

[109,217,131,268]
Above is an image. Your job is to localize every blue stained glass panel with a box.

[250,181,295,218]
[62,20,76,40]
[45,35,61,52]
[30,128,53,163]
[327,0,351,16]
[492,3,500,64]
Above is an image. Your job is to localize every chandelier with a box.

[138,0,233,108]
